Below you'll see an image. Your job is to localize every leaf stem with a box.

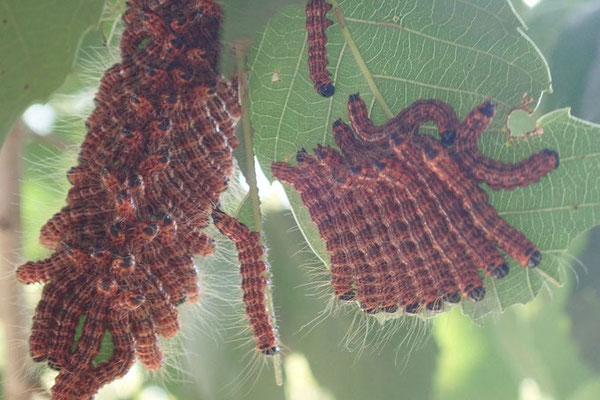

[330,0,394,118]
[533,266,562,288]
[237,58,262,232]
[235,45,283,386]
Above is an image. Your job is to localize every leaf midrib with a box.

[499,202,599,216]
[331,0,393,117]
[344,16,536,83]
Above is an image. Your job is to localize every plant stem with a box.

[533,265,562,288]
[236,44,283,387]
[330,0,394,118]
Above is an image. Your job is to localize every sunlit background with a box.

[2,0,600,399]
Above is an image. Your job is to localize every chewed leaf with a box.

[0,0,104,142]
[247,0,600,318]
[466,109,600,317]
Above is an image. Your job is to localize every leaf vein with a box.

[344,16,536,82]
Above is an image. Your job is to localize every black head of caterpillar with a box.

[272,93,558,315]
[17,0,280,397]
[306,0,335,97]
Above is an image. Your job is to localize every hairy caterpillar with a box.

[16,0,279,397]
[305,0,335,97]
[272,94,558,314]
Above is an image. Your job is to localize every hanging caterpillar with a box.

[16,0,279,398]
[212,209,279,355]
[306,0,335,97]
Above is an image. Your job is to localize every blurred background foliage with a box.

[0,0,599,399]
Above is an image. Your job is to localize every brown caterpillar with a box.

[212,209,279,355]
[16,1,279,398]
[306,0,335,97]
[272,94,558,314]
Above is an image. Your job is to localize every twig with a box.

[235,42,284,387]
[0,121,43,399]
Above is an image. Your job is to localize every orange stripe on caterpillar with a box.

[16,0,254,397]
[407,135,541,268]
[347,93,459,145]
[272,94,558,315]
[211,208,280,356]
[451,101,559,190]
[306,0,335,97]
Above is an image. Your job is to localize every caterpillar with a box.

[305,0,335,97]
[272,94,558,314]
[346,94,558,189]
[450,101,559,189]
[212,209,279,355]
[16,0,279,398]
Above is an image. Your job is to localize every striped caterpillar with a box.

[272,94,558,314]
[305,0,335,97]
[16,0,278,398]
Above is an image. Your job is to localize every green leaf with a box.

[93,330,113,365]
[247,0,600,317]
[463,109,600,318]
[71,314,114,366]
[0,0,104,143]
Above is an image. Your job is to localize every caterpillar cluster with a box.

[17,0,278,398]
[272,93,558,314]
[296,1,558,312]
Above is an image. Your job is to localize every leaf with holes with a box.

[247,0,600,319]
